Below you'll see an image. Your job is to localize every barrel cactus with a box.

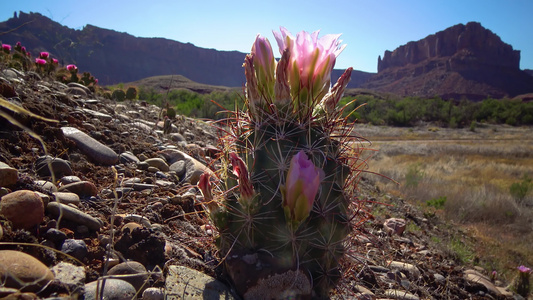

[199,27,366,299]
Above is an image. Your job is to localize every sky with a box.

[1,0,532,73]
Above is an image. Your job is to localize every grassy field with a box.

[356,123,533,280]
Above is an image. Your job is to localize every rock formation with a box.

[0,11,371,88]
[365,22,533,99]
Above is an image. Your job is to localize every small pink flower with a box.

[52,58,58,64]
[16,42,21,47]
[21,46,26,53]
[66,64,77,71]
[282,151,323,223]
[40,52,49,59]
[95,79,98,84]
[229,152,254,203]
[35,58,47,65]
[518,265,531,273]
[2,44,11,52]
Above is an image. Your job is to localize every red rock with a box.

[383,218,407,236]
[0,190,44,230]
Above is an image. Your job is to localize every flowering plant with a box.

[202,27,362,298]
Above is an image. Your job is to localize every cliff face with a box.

[365,22,533,99]
[0,12,246,86]
[377,22,520,72]
[0,12,370,87]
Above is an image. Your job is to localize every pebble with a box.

[388,261,421,279]
[384,289,420,300]
[60,175,82,185]
[46,202,104,231]
[0,190,44,230]
[122,214,152,228]
[84,278,136,300]
[35,180,58,193]
[165,265,235,300]
[58,181,98,197]
[142,287,165,300]
[119,151,140,164]
[464,269,501,296]
[0,250,55,292]
[384,218,407,236]
[61,239,88,261]
[35,155,73,178]
[82,108,113,122]
[144,157,170,172]
[108,261,150,292]
[45,228,68,244]
[51,262,86,293]
[61,126,119,165]
[0,161,18,187]
[67,82,91,94]
[52,191,81,205]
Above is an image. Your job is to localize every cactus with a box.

[199,28,365,298]
[125,86,138,100]
[111,89,126,101]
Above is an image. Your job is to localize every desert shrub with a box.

[405,164,424,188]
[426,196,447,209]
[510,175,532,204]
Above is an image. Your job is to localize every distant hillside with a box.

[0,11,372,88]
[361,22,533,100]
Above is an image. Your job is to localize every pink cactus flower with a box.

[40,52,49,59]
[35,58,47,65]
[518,265,531,273]
[229,152,254,203]
[273,27,346,109]
[21,46,26,53]
[52,58,58,64]
[16,42,21,47]
[2,44,11,52]
[282,151,323,223]
[66,64,77,71]
[95,79,98,84]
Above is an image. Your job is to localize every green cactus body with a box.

[211,117,355,297]
[201,29,364,299]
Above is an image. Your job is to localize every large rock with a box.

[0,250,54,292]
[61,126,118,165]
[0,190,44,229]
[0,162,18,187]
[165,265,235,299]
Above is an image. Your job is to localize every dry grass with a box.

[358,123,533,279]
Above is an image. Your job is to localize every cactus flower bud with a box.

[52,58,58,64]
[229,153,254,203]
[35,58,47,65]
[199,171,219,211]
[251,35,276,101]
[282,151,323,224]
[40,52,49,59]
[66,64,77,71]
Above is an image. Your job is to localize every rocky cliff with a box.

[364,22,533,99]
[0,11,372,87]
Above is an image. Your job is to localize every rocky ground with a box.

[0,68,527,299]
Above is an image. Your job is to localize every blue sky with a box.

[1,0,532,73]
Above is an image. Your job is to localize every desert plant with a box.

[125,86,138,100]
[198,28,367,298]
[510,174,532,204]
[405,163,424,188]
[514,265,531,297]
[111,89,126,101]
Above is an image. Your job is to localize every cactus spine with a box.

[200,28,364,299]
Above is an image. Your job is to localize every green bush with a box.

[510,175,532,203]
[405,164,424,188]
[426,196,447,209]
